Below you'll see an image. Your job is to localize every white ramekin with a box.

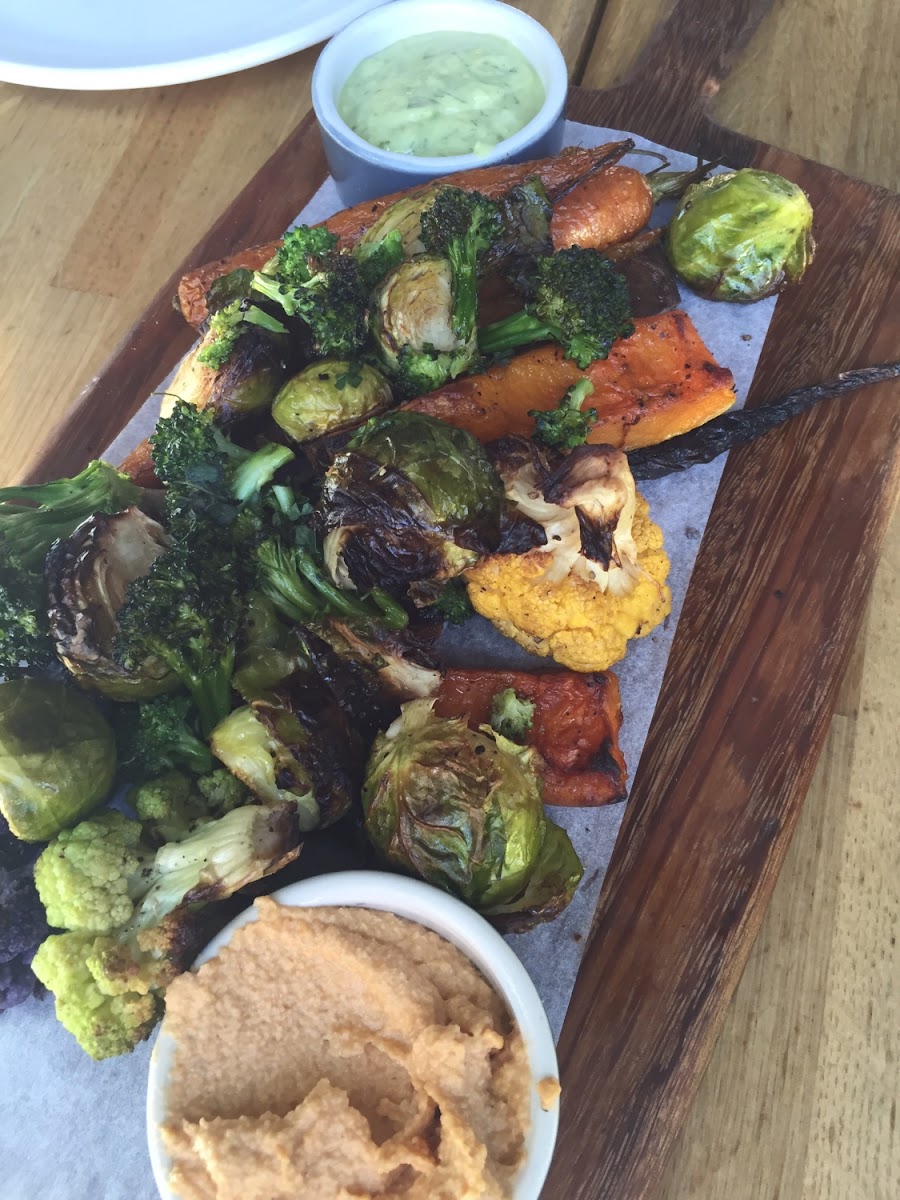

[147,871,560,1200]
[311,0,569,204]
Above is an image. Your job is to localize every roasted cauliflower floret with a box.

[467,442,671,672]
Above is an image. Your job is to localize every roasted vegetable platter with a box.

[1,82,898,1200]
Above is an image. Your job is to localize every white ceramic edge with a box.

[147,871,559,1200]
[311,0,569,174]
[0,0,392,91]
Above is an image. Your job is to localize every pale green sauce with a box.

[337,31,545,157]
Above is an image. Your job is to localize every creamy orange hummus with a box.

[161,898,531,1200]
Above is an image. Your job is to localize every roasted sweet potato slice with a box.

[434,668,627,807]
[403,309,735,450]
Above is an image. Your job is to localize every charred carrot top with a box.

[434,668,628,807]
[403,309,736,451]
[177,142,634,327]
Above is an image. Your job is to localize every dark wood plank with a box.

[17,5,899,1200]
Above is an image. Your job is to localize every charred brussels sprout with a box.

[162,322,291,425]
[667,169,815,302]
[47,508,177,701]
[321,412,503,602]
[0,679,116,842]
[210,688,360,831]
[356,187,442,260]
[362,699,583,929]
[272,360,393,444]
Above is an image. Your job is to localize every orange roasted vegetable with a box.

[403,310,736,450]
[434,669,627,807]
[551,164,654,252]
[177,142,636,328]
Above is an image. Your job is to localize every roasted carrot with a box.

[434,668,628,807]
[177,142,635,327]
[403,310,736,450]
[551,164,654,252]
[118,440,160,488]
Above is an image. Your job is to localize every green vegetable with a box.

[666,168,815,302]
[131,768,250,846]
[251,226,369,359]
[31,928,163,1060]
[114,517,241,737]
[530,379,598,449]
[478,246,634,368]
[362,699,582,927]
[488,177,553,295]
[116,695,213,783]
[371,257,478,399]
[35,802,300,937]
[197,298,288,369]
[209,705,318,830]
[353,229,405,291]
[322,412,503,600]
[272,360,393,444]
[0,460,143,572]
[0,679,116,842]
[0,551,53,680]
[419,186,502,344]
[46,507,177,701]
[432,578,475,625]
[33,810,151,934]
[489,688,536,741]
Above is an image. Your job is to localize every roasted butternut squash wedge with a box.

[402,309,735,450]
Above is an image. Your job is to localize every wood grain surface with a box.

[0,2,896,1198]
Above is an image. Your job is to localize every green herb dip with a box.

[337,31,545,158]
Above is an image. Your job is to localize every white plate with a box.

[0,0,393,90]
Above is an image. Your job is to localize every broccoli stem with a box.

[256,540,321,623]
[173,650,235,738]
[368,588,409,631]
[478,310,556,359]
[230,443,295,503]
[447,245,479,344]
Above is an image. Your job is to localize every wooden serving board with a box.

[22,3,899,1198]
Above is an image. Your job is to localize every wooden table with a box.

[0,2,896,1196]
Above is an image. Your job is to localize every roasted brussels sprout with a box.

[321,411,503,602]
[272,360,393,444]
[355,187,441,260]
[362,699,583,929]
[0,679,116,842]
[161,323,291,425]
[371,257,477,398]
[210,688,360,831]
[46,507,177,701]
[667,168,815,302]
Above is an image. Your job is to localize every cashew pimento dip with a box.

[161,898,534,1199]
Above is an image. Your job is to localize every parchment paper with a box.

[0,122,776,1199]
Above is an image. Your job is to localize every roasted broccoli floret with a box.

[131,768,250,845]
[433,578,476,625]
[33,811,153,934]
[197,298,288,370]
[489,688,536,741]
[530,379,599,449]
[116,694,214,782]
[256,536,404,627]
[149,400,294,520]
[114,517,242,736]
[419,187,503,344]
[251,226,369,359]
[478,246,634,368]
[353,229,405,291]
[391,343,474,401]
[0,550,53,679]
[0,460,142,571]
